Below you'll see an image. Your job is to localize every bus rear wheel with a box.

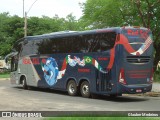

[67,80,77,96]
[22,77,28,90]
[80,81,91,98]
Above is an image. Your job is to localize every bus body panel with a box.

[116,27,153,94]
[28,52,113,93]
[9,27,153,96]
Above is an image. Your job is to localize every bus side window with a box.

[86,34,101,53]
[100,32,116,52]
[79,35,88,53]
[36,39,53,54]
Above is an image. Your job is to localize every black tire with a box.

[67,80,77,96]
[109,94,122,98]
[109,94,117,98]
[22,77,28,90]
[80,81,91,98]
[91,93,100,99]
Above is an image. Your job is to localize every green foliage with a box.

[1,0,160,69]
[81,0,160,70]
[0,13,81,57]
[154,69,160,82]
[81,0,130,28]
[0,72,10,78]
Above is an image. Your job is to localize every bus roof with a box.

[24,27,120,41]
[23,26,150,41]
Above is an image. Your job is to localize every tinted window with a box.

[122,29,152,43]
[31,32,116,54]
[83,32,116,52]
[13,42,22,57]
[21,41,36,57]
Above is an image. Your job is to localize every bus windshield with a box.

[121,28,153,56]
[122,28,152,43]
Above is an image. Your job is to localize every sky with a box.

[0,0,86,19]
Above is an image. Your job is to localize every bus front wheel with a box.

[22,77,28,90]
[67,80,77,96]
[80,81,91,98]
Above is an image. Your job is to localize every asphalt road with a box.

[0,79,160,111]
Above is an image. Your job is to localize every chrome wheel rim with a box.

[69,84,75,94]
[82,85,89,95]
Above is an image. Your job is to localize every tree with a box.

[81,0,160,70]
[0,12,82,57]
[132,0,160,70]
[64,13,79,30]
[0,13,23,55]
[80,0,126,28]
[6,15,24,40]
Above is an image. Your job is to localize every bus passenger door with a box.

[96,69,112,92]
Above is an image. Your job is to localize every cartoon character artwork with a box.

[41,57,59,86]
[41,55,107,86]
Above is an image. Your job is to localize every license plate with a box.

[136,89,142,93]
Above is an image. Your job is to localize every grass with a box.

[0,72,10,78]
[43,117,159,120]
[0,73,10,78]
[154,69,160,83]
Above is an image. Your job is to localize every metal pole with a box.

[27,0,38,13]
[24,0,38,37]
[24,12,27,37]
[23,0,24,18]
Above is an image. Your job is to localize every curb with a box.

[152,83,160,92]
[0,78,9,81]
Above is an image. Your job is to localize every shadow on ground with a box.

[13,86,149,103]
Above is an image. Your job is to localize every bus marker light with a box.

[150,68,154,83]
[119,68,127,85]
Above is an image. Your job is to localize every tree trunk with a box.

[153,43,160,71]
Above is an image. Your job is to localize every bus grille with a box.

[100,72,108,91]
[126,56,151,64]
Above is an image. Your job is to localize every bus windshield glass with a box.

[121,28,153,55]
[122,28,153,43]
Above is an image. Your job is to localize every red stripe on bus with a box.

[107,48,115,70]
[118,34,136,53]
[61,58,67,71]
